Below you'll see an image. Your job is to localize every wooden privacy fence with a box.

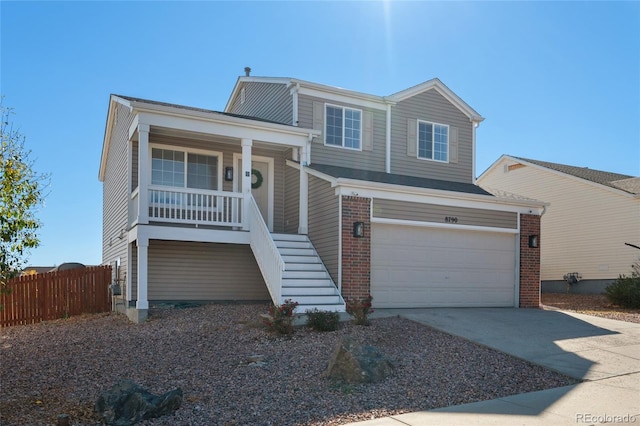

[0,265,112,327]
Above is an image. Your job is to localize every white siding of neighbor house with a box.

[102,103,134,287]
[391,89,474,183]
[147,240,269,301]
[227,82,293,124]
[298,94,387,172]
[478,160,640,281]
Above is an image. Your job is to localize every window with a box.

[325,104,362,150]
[151,148,219,190]
[418,121,448,162]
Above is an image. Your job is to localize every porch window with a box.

[151,148,219,190]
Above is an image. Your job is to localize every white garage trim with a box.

[371,222,519,308]
[372,217,520,235]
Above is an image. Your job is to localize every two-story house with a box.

[99,71,544,322]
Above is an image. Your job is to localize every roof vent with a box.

[244,67,251,77]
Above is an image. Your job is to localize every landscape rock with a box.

[94,379,182,425]
[325,336,394,383]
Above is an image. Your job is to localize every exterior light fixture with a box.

[353,221,365,238]
[225,167,234,181]
[528,235,539,248]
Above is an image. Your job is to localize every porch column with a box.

[136,237,149,311]
[137,124,150,225]
[241,138,253,230]
[298,143,309,235]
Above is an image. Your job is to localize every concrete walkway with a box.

[346,308,640,425]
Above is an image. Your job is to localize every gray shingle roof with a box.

[513,156,638,194]
[308,163,492,196]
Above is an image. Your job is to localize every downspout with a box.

[290,82,300,161]
[385,103,391,173]
[472,120,479,184]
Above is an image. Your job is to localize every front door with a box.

[235,155,273,231]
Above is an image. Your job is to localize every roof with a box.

[307,163,493,196]
[512,156,638,195]
[114,94,290,126]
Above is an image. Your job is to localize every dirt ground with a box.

[541,293,640,323]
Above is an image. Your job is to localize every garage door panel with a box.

[371,224,516,308]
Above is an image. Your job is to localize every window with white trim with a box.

[151,147,220,190]
[418,121,448,162]
[325,104,362,150]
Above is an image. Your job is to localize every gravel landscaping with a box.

[542,293,640,323]
[0,303,578,425]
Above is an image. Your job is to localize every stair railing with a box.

[247,194,285,304]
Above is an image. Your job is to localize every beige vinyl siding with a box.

[148,135,288,232]
[147,241,269,301]
[391,89,474,183]
[373,199,517,229]
[298,95,387,172]
[283,163,300,234]
[479,161,640,281]
[228,82,292,124]
[308,175,340,281]
[102,103,134,286]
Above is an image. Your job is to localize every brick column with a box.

[341,196,371,301]
[519,214,541,308]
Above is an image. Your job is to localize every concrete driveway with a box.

[348,308,640,425]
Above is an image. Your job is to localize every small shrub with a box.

[605,262,640,309]
[306,308,340,331]
[345,295,374,325]
[261,299,299,335]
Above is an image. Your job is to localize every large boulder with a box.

[325,337,394,383]
[95,380,182,425]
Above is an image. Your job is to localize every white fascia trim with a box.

[372,217,519,234]
[130,225,250,245]
[133,109,317,148]
[491,155,638,199]
[224,77,292,112]
[334,179,546,215]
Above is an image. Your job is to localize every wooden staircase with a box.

[271,233,346,312]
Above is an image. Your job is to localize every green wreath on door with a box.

[251,168,263,189]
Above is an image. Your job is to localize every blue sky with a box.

[1,1,639,267]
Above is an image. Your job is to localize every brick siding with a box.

[519,213,541,307]
[340,196,371,301]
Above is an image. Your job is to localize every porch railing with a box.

[247,194,285,304]
[148,186,243,227]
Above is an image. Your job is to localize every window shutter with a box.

[312,102,324,144]
[449,126,458,163]
[362,111,373,151]
[407,119,417,157]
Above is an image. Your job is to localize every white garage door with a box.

[371,223,517,308]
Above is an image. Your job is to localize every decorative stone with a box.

[325,336,394,383]
[95,379,182,425]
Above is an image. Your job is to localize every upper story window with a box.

[151,147,220,191]
[325,104,362,150]
[418,121,448,162]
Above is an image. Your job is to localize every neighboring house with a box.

[99,72,544,323]
[478,155,640,293]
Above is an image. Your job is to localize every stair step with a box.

[282,270,329,279]
[271,233,309,242]
[279,247,316,256]
[274,240,312,249]
[285,263,324,271]
[283,295,343,304]
[282,278,335,287]
[282,255,319,263]
[281,286,338,296]
[296,304,346,313]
